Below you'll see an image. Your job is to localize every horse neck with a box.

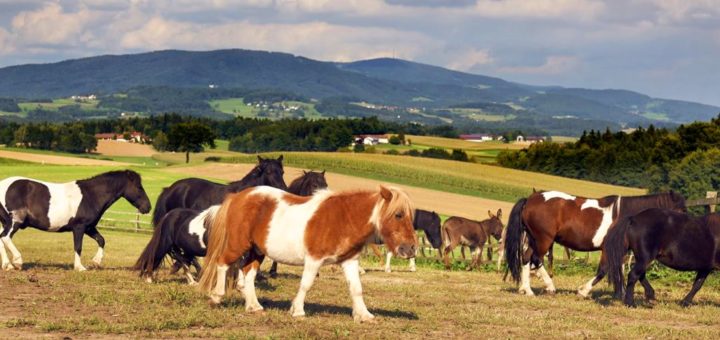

[78,174,126,210]
[620,194,673,217]
[229,168,262,190]
[287,178,305,195]
[343,192,383,240]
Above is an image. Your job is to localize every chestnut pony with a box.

[199,185,416,323]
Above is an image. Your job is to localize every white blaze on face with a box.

[256,186,333,265]
[0,177,82,231]
[188,205,219,249]
[542,191,577,201]
[581,199,615,247]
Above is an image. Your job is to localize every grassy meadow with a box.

[1,229,719,338]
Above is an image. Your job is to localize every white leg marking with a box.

[342,259,374,323]
[210,264,228,304]
[537,266,556,294]
[577,276,596,298]
[409,257,416,272]
[0,240,11,270]
[2,236,22,269]
[184,264,197,286]
[242,267,263,312]
[235,267,245,291]
[74,252,87,272]
[92,247,104,265]
[384,252,393,273]
[290,258,322,317]
[520,263,534,296]
[358,265,366,275]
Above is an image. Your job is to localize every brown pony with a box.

[198,185,417,323]
[441,210,504,270]
[505,190,686,297]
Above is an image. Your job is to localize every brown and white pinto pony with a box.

[198,185,417,323]
[505,190,686,297]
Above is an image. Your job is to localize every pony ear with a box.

[321,169,326,175]
[277,154,284,161]
[497,209,502,220]
[488,210,493,218]
[380,186,393,201]
[532,187,537,193]
[257,155,264,162]
[303,170,307,175]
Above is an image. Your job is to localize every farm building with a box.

[459,134,495,142]
[94,131,148,143]
[354,134,390,145]
[516,135,545,143]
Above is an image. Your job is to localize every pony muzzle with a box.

[396,243,416,259]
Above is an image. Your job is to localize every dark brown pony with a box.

[505,190,686,297]
[198,185,416,323]
[441,210,503,270]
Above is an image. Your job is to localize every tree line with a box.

[497,114,720,200]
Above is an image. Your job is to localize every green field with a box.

[209,98,322,119]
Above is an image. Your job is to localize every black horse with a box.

[0,170,151,271]
[151,155,287,227]
[136,170,327,283]
[605,208,720,307]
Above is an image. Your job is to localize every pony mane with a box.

[230,164,263,185]
[378,186,414,222]
[84,170,136,181]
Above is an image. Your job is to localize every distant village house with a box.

[516,135,545,144]
[94,131,149,143]
[354,134,390,145]
[459,134,495,142]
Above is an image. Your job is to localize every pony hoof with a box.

[290,306,305,318]
[88,262,102,269]
[188,281,199,287]
[680,300,692,308]
[246,305,264,313]
[353,312,376,323]
[3,263,15,271]
[209,294,222,306]
[75,266,87,272]
[545,289,556,295]
[409,267,416,272]
[384,268,391,273]
[144,277,153,284]
[358,267,366,275]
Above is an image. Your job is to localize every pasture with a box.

[1,229,720,338]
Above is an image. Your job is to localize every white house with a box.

[460,134,494,142]
[354,134,390,145]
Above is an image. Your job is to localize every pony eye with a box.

[395,212,404,219]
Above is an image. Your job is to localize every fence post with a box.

[420,235,427,257]
[707,191,717,213]
[135,212,141,232]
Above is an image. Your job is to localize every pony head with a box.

[257,155,288,191]
[486,209,504,240]
[668,190,687,213]
[416,210,442,249]
[289,170,328,196]
[375,186,417,259]
[123,170,152,214]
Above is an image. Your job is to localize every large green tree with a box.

[167,122,216,163]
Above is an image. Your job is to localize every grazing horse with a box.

[0,170,151,271]
[381,209,442,273]
[505,190,686,297]
[605,209,720,307]
[151,155,287,227]
[268,170,328,277]
[198,185,417,323]
[441,210,503,270]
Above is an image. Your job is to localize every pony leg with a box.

[209,264,229,305]
[519,263,534,296]
[84,226,105,267]
[1,220,23,269]
[468,247,479,271]
[241,258,264,312]
[680,270,710,307]
[342,258,374,323]
[268,261,278,278]
[496,247,504,272]
[536,264,556,294]
[290,258,323,317]
[72,227,87,271]
[408,257,416,272]
[384,252,393,273]
[639,273,655,301]
[0,240,10,270]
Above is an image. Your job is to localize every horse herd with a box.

[1,155,719,322]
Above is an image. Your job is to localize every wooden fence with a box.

[97,210,153,234]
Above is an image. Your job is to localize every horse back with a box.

[165,178,229,211]
[443,216,486,245]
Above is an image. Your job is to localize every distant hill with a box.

[0,49,717,127]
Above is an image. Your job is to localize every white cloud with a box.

[499,55,580,75]
[446,48,494,71]
[10,2,95,47]
[473,0,606,21]
[652,0,720,24]
[0,27,13,54]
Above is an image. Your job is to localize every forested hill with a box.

[0,49,717,125]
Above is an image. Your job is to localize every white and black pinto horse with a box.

[0,170,151,271]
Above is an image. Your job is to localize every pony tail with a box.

[604,216,632,299]
[198,196,233,293]
[152,187,170,228]
[134,213,177,279]
[504,198,528,284]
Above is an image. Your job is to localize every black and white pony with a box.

[135,170,327,284]
[373,209,442,273]
[0,170,151,271]
[151,155,287,228]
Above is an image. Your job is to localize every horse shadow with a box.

[259,299,419,320]
[20,262,73,271]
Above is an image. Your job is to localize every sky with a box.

[0,0,718,106]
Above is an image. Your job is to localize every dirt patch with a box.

[96,140,155,157]
[0,149,128,166]
[163,163,513,222]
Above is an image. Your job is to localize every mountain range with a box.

[0,49,717,126]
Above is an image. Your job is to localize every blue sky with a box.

[0,0,718,106]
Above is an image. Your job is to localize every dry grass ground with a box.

[408,135,527,151]
[95,140,156,157]
[1,229,719,338]
[0,149,128,166]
